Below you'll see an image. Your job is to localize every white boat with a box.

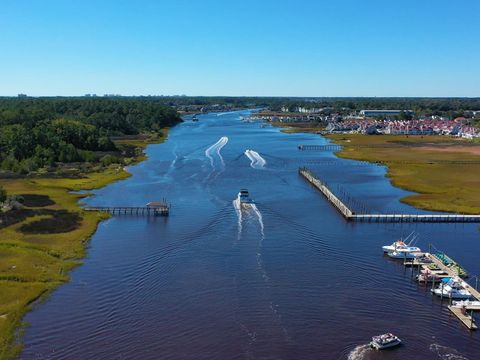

[452,300,480,309]
[431,278,472,299]
[234,189,254,209]
[382,241,421,253]
[382,233,421,253]
[370,333,402,350]
[387,251,421,259]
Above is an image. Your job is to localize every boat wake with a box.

[244,149,266,169]
[347,344,373,360]
[250,204,264,237]
[205,136,229,167]
[250,204,268,281]
[233,198,243,241]
[430,344,469,360]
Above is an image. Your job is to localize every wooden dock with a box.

[299,168,353,218]
[84,201,169,216]
[423,252,480,330]
[425,253,480,300]
[299,167,480,223]
[298,144,343,151]
[394,251,480,330]
[353,214,480,223]
[448,306,477,330]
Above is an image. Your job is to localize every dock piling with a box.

[84,201,170,217]
[300,168,480,223]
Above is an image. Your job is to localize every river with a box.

[21,110,480,359]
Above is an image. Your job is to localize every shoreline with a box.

[0,129,170,360]
[325,134,480,214]
[270,122,325,134]
[269,123,480,215]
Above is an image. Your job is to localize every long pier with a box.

[299,167,480,223]
[84,201,169,216]
[298,144,403,151]
[298,144,343,151]
[299,168,353,218]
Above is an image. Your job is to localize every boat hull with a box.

[387,251,421,259]
[370,339,401,350]
[383,245,421,253]
[432,289,472,300]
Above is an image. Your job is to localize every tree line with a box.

[0,98,182,173]
[149,95,480,113]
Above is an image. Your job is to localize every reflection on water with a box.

[21,111,479,359]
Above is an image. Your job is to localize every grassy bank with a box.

[326,134,480,214]
[0,130,168,360]
[270,122,325,134]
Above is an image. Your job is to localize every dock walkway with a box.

[425,253,480,301]
[424,253,480,330]
[299,167,480,223]
[84,201,170,217]
[447,306,477,330]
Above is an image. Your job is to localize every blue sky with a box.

[1,0,479,97]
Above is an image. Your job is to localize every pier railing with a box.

[84,201,170,217]
[299,167,480,223]
[299,167,354,218]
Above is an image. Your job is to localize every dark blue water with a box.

[21,111,480,359]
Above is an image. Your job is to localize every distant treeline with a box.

[265,98,480,115]
[0,98,181,173]
[147,96,480,114]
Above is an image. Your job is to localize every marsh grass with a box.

[326,134,480,214]
[0,130,168,360]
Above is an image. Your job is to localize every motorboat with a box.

[387,251,422,259]
[235,189,254,209]
[382,240,421,253]
[370,333,402,350]
[382,232,421,253]
[431,277,472,299]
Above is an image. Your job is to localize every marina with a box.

[386,243,480,330]
[447,306,477,330]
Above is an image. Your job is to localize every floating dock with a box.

[392,250,480,330]
[84,201,169,216]
[426,252,480,330]
[299,167,480,223]
[448,306,477,330]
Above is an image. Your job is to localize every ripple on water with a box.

[20,111,480,360]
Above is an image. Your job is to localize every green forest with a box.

[0,98,182,174]
[161,96,480,113]
[1,96,479,175]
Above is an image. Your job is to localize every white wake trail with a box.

[233,198,243,241]
[216,137,228,167]
[251,203,268,282]
[205,136,229,167]
[250,204,264,238]
[244,149,266,169]
[347,344,373,360]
